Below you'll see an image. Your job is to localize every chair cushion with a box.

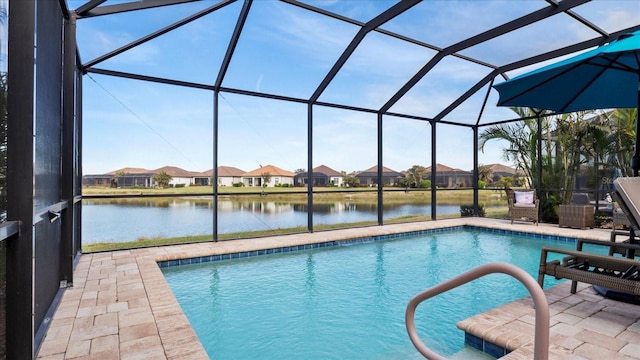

[514,203,536,208]
[515,191,534,205]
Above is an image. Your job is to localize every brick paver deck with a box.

[36,218,639,359]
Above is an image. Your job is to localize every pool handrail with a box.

[405,262,549,360]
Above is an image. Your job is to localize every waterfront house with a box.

[243,165,295,187]
[106,167,154,188]
[294,165,343,187]
[152,166,196,187]
[425,163,472,188]
[216,166,246,186]
[355,165,404,187]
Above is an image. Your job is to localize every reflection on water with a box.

[81,198,467,244]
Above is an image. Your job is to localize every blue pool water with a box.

[162,228,586,359]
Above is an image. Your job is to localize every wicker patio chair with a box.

[505,187,539,225]
[559,193,594,229]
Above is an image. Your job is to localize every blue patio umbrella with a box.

[493,30,640,174]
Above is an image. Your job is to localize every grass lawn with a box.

[82,185,509,204]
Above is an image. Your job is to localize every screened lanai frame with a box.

[3,1,640,358]
[73,0,640,241]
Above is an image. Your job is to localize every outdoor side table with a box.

[559,204,595,229]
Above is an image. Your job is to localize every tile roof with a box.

[358,165,402,174]
[312,165,342,177]
[217,166,246,177]
[425,163,469,173]
[152,166,195,177]
[198,167,246,177]
[484,163,517,175]
[243,164,295,177]
[105,167,151,175]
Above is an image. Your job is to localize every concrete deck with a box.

[36,218,639,359]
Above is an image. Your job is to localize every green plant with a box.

[152,171,172,188]
[540,191,561,223]
[460,204,485,217]
[419,180,431,188]
[594,212,612,228]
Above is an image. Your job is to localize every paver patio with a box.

[36,218,639,359]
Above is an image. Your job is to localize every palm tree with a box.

[477,165,493,184]
[552,111,597,203]
[605,108,637,177]
[479,107,543,188]
[152,171,172,188]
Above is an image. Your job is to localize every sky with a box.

[69,0,640,175]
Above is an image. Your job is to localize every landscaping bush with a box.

[540,192,562,223]
[419,180,431,188]
[460,204,485,217]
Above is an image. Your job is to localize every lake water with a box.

[81,198,486,244]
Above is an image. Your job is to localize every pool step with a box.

[449,345,498,359]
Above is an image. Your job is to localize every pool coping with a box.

[155,224,579,269]
[36,218,638,359]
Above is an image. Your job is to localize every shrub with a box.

[419,180,431,188]
[540,192,562,223]
[460,204,485,217]
[232,182,244,187]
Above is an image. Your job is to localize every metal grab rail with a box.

[405,262,549,360]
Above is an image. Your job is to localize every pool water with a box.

[162,229,585,359]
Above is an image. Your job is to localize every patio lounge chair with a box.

[505,187,539,225]
[538,177,640,296]
[538,239,640,295]
[610,191,637,256]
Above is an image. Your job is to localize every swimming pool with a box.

[161,228,585,359]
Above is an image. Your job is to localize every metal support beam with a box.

[434,72,497,123]
[7,0,36,358]
[430,121,436,220]
[309,0,420,103]
[307,104,313,232]
[61,12,77,285]
[82,0,233,69]
[377,112,383,225]
[473,126,479,216]
[215,0,251,89]
[76,0,201,18]
[74,0,107,16]
[380,0,590,114]
[213,92,219,241]
[494,26,640,80]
